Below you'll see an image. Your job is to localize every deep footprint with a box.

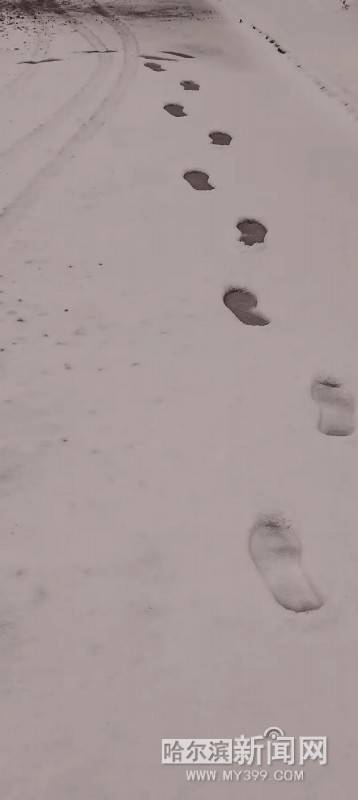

[223,288,269,326]
[311,377,355,436]
[164,103,187,117]
[180,80,200,91]
[237,218,267,246]
[209,131,232,146]
[249,515,323,613]
[183,171,214,190]
[144,62,165,72]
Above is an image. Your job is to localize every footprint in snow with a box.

[209,131,232,146]
[78,49,118,54]
[311,377,355,436]
[162,50,194,58]
[144,62,165,72]
[223,288,269,326]
[237,218,267,246]
[164,103,187,117]
[140,55,177,61]
[180,80,200,91]
[249,515,323,613]
[183,171,214,190]
[19,57,63,64]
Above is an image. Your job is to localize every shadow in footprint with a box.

[180,79,199,91]
[209,131,232,146]
[249,515,323,613]
[162,50,194,58]
[183,171,214,191]
[223,288,269,326]
[311,377,355,436]
[237,218,267,246]
[144,62,165,72]
[164,103,187,117]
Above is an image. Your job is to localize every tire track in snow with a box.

[0,18,112,162]
[0,2,138,233]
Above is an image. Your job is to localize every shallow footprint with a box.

[209,131,232,146]
[223,288,269,326]
[183,171,214,190]
[237,218,267,246]
[249,515,323,613]
[311,377,355,436]
[164,103,187,117]
[180,80,200,91]
[144,62,165,72]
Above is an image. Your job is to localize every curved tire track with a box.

[0,19,113,162]
[0,5,138,233]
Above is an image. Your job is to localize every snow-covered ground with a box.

[230,0,358,116]
[0,1,358,798]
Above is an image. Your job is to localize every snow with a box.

[0,0,358,797]
[229,0,358,116]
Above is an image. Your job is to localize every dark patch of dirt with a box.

[102,1,214,19]
[14,0,66,13]
[1,0,215,21]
